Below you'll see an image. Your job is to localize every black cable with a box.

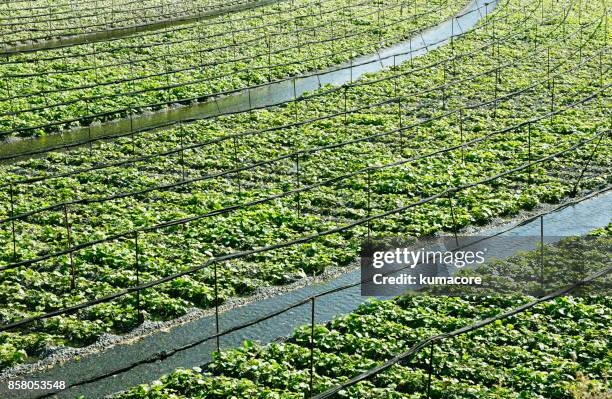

[0,19,601,233]
[0,0,534,167]
[31,186,611,398]
[311,265,612,399]
[0,92,606,333]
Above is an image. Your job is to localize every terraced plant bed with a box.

[0,0,609,371]
[114,230,611,398]
[0,0,264,47]
[1,0,468,137]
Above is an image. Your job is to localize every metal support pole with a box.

[9,183,16,260]
[451,17,455,76]
[599,52,604,113]
[442,62,447,110]
[550,78,555,122]
[494,69,499,118]
[539,215,544,296]
[447,194,460,247]
[308,296,316,398]
[296,154,301,219]
[395,71,404,155]
[459,109,464,165]
[367,169,372,242]
[233,136,242,196]
[528,123,532,184]
[63,204,75,291]
[135,231,142,324]
[248,78,253,119]
[180,123,186,181]
[293,78,299,123]
[426,342,434,399]
[267,36,272,82]
[343,87,348,126]
[214,262,221,352]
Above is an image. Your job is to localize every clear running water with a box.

[0,0,497,162]
[5,190,608,399]
[20,2,610,398]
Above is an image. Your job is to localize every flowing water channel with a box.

[0,0,497,162]
[5,190,609,399]
[5,1,610,398]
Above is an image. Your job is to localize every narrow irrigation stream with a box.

[0,0,497,162]
[8,1,583,397]
[4,190,610,399]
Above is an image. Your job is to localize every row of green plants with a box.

[114,253,611,399]
[113,230,611,398]
[0,0,256,46]
[1,0,465,136]
[0,0,609,369]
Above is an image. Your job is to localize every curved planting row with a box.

[1,0,467,137]
[0,0,609,370]
[0,0,264,48]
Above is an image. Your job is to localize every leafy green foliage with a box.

[0,0,609,370]
[115,295,612,398]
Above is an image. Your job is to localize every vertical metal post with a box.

[599,52,604,113]
[409,36,414,68]
[164,28,171,104]
[494,68,499,118]
[550,78,555,121]
[426,342,434,399]
[527,123,532,184]
[247,77,253,120]
[293,78,298,123]
[539,215,544,296]
[87,102,93,157]
[547,47,551,93]
[232,29,237,59]
[135,231,142,324]
[308,296,316,397]
[448,194,459,247]
[343,87,348,126]
[267,35,272,82]
[214,97,222,116]
[459,109,464,165]
[396,71,403,156]
[128,52,136,137]
[367,169,372,242]
[578,3,583,63]
[451,17,455,76]
[9,183,16,260]
[442,61,447,110]
[233,136,242,196]
[92,42,100,85]
[63,204,76,290]
[377,1,381,45]
[296,154,301,219]
[179,123,186,181]
[214,262,221,352]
